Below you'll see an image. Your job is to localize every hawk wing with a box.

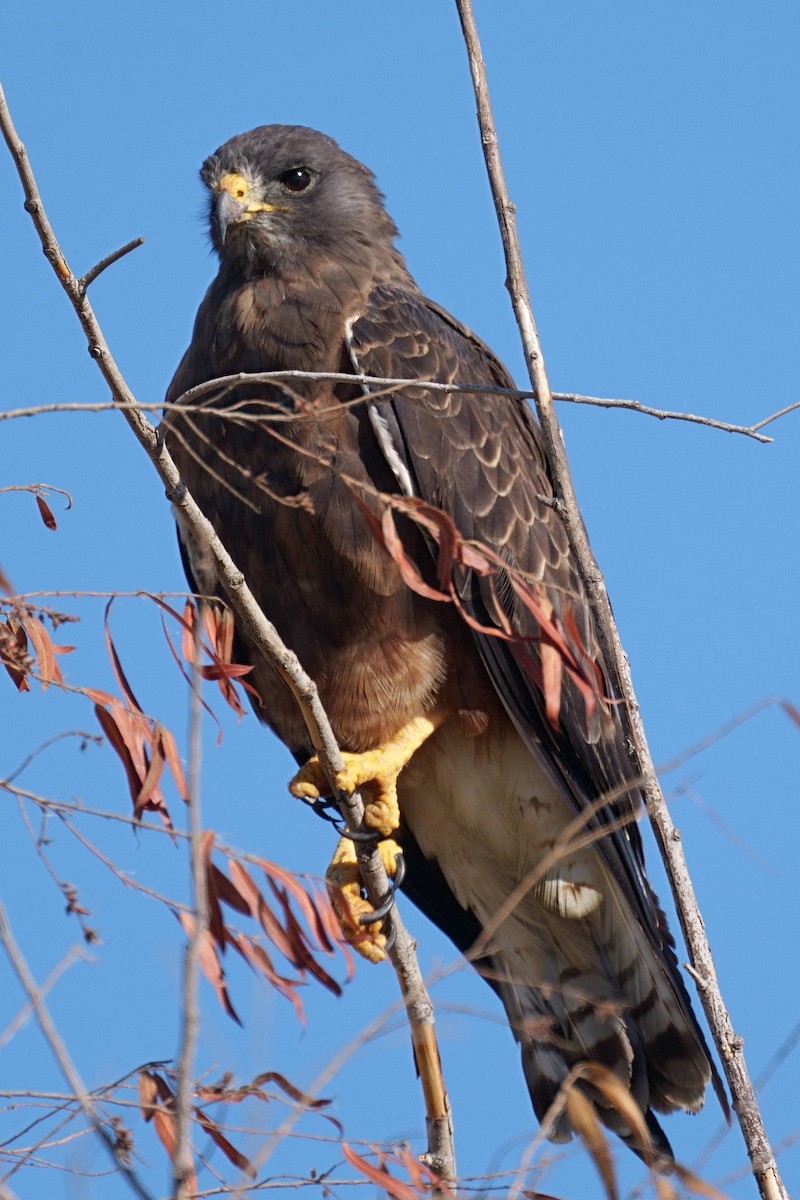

[346,283,723,1143]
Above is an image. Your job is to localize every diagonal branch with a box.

[0,81,455,1188]
[0,904,155,1200]
[453,4,788,1199]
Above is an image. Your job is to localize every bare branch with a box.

[453,3,788,1198]
[553,390,774,442]
[174,627,206,1199]
[0,81,456,1186]
[0,904,155,1200]
[3,376,795,443]
[78,237,144,291]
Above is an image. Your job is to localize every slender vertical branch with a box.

[173,618,206,1198]
[453,4,788,1198]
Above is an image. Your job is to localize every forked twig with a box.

[454,3,788,1198]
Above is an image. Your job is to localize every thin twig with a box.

[453,4,788,1199]
[2,380,793,442]
[0,944,88,1049]
[553,390,775,441]
[0,81,456,1187]
[78,237,144,291]
[0,904,155,1200]
[174,618,205,1197]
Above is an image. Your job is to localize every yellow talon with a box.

[326,836,403,963]
[289,716,440,838]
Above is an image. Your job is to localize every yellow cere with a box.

[219,172,249,200]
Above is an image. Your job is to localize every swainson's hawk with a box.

[165,125,723,1157]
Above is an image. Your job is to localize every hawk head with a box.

[200,124,402,276]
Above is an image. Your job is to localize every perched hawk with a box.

[165,125,722,1157]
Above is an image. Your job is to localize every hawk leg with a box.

[289,715,442,959]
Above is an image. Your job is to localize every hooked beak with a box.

[215,189,248,244]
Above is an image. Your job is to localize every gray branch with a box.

[454,3,788,1198]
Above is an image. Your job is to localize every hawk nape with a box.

[165,124,724,1158]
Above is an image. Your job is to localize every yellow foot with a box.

[326,836,403,963]
[289,715,440,837]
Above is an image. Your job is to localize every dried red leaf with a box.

[178,911,241,1025]
[380,507,449,602]
[671,1164,728,1200]
[104,601,145,713]
[266,879,342,995]
[1,619,32,691]
[135,734,166,813]
[310,882,356,980]
[228,859,299,964]
[341,1144,420,1200]
[256,856,338,956]
[159,725,188,801]
[35,493,57,530]
[225,930,305,1023]
[193,1108,255,1177]
[24,616,66,689]
[210,862,251,917]
[138,1071,198,1197]
[251,1071,331,1109]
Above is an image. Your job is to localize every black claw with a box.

[362,889,395,925]
[393,850,407,889]
[338,823,383,843]
[357,850,405,926]
[383,921,397,954]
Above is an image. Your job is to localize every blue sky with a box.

[1,3,799,1197]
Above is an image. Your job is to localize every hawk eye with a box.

[279,167,313,193]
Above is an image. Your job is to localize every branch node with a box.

[79,236,145,292]
[165,481,187,504]
[684,962,709,990]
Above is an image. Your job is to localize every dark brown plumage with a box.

[165,124,723,1157]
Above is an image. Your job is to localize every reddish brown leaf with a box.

[564,1086,617,1200]
[193,1107,255,1177]
[671,1165,729,1200]
[781,700,800,730]
[104,601,145,713]
[380,507,449,602]
[256,856,338,956]
[341,1144,420,1200]
[138,1071,198,1197]
[94,703,144,809]
[159,725,188,801]
[1,619,32,691]
[135,734,165,814]
[225,930,305,1023]
[210,862,251,917]
[250,1071,331,1109]
[24,616,66,689]
[35,493,57,530]
[178,911,241,1025]
[310,882,356,980]
[395,1145,443,1194]
[156,600,224,740]
[138,1070,159,1119]
[266,880,342,995]
[228,859,299,964]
